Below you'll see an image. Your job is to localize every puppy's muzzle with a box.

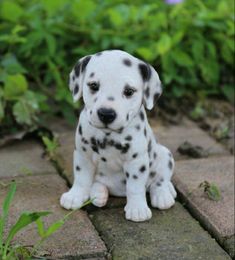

[97,108,117,125]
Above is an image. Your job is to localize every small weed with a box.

[0,181,91,259]
[41,135,59,160]
[199,181,221,201]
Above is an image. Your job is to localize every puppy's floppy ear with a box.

[69,55,92,102]
[138,62,162,110]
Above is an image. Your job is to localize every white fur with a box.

[60,50,176,222]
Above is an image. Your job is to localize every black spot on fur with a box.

[138,63,151,82]
[73,84,79,95]
[150,171,156,178]
[126,113,129,121]
[145,86,150,98]
[98,139,107,149]
[115,142,122,150]
[153,152,157,159]
[72,75,75,81]
[133,175,138,179]
[118,127,124,133]
[105,132,111,136]
[144,128,147,137]
[126,172,130,178]
[92,146,99,153]
[139,111,144,121]
[156,182,161,187]
[121,143,130,154]
[82,138,89,144]
[121,179,126,185]
[125,135,132,141]
[79,125,82,135]
[99,172,105,176]
[149,161,152,167]
[132,153,138,158]
[135,125,141,130]
[81,56,91,72]
[90,137,96,145]
[168,160,173,170]
[101,157,107,162]
[96,52,102,56]
[148,140,152,154]
[90,72,95,77]
[107,96,114,101]
[123,59,132,66]
[139,165,146,172]
[76,166,80,171]
[82,147,86,152]
[160,177,164,182]
[153,93,160,104]
[74,62,81,77]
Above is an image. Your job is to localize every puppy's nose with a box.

[97,108,117,124]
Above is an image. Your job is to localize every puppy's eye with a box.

[123,86,136,98]
[88,82,99,92]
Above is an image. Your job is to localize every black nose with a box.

[97,108,117,124]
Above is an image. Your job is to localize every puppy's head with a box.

[69,50,162,132]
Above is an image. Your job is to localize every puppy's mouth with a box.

[88,121,124,133]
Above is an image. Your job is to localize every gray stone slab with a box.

[0,174,107,259]
[0,140,55,178]
[174,156,234,257]
[150,118,229,160]
[90,203,230,260]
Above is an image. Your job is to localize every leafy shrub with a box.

[0,0,234,134]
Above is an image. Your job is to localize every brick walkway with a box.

[0,116,234,259]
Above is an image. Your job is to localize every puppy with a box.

[60,50,176,222]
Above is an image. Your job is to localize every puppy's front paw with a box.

[124,202,152,222]
[60,189,89,210]
[150,181,176,210]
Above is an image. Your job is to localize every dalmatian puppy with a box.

[60,50,176,222]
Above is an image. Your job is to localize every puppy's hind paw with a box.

[150,181,176,210]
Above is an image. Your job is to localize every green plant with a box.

[199,181,221,201]
[0,181,91,259]
[41,135,59,159]
[0,0,234,134]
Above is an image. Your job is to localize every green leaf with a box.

[13,100,32,125]
[0,99,4,122]
[3,74,28,100]
[1,54,27,74]
[0,1,24,22]
[0,182,16,249]
[136,47,155,61]
[36,218,45,238]
[72,0,96,21]
[156,34,172,55]
[3,211,51,257]
[44,220,64,237]
[172,49,194,67]
[206,184,221,201]
[221,85,234,104]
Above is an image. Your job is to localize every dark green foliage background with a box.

[0,0,234,132]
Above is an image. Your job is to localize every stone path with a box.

[0,116,234,259]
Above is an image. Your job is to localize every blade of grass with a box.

[0,181,16,254]
[3,211,51,258]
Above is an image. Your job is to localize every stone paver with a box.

[90,203,230,260]
[174,156,234,257]
[0,139,55,178]
[150,118,229,160]
[0,174,107,259]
